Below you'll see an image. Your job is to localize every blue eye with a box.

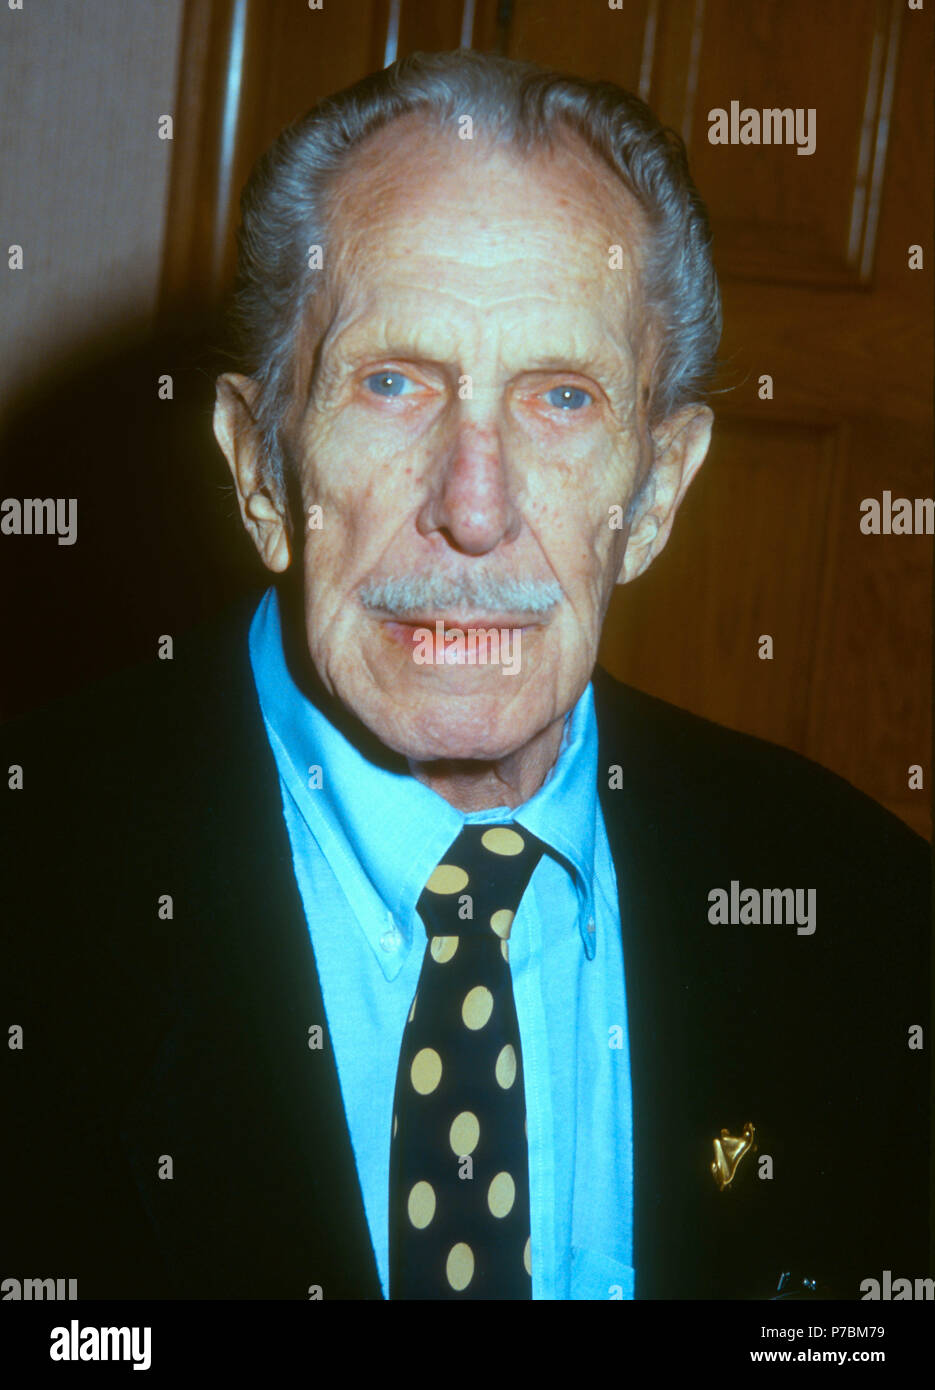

[545,385,591,410]
[365,371,411,397]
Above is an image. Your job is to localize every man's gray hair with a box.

[232,49,721,491]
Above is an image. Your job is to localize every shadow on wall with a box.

[0,314,265,721]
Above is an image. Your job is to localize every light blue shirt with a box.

[249,586,634,1299]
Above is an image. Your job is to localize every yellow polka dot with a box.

[408,994,417,1023]
[490,909,514,939]
[410,1047,442,1094]
[462,985,494,1030]
[430,935,458,963]
[392,1112,397,1137]
[425,864,469,894]
[501,940,509,963]
[449,1110,480,1155]
[446,1242,474,1291]
[481,827,525,856]
[523,1237,532,1275]
[495,1043,517,1089]
[487,1171,515,1218]
[407,1180,436,1229]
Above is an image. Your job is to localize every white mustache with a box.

[359,573,562,615]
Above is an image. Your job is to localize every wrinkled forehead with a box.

[326,111,646,242]
[304,113,652,367]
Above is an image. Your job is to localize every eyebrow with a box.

[320,334,631,386]
[513,351,627,379]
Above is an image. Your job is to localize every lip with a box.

[382,611,541,628]
[381,615,540,661]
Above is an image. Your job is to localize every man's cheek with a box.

[560,518,625,608]
[300,475,375,554]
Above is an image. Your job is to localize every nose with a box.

[416,421,522,555]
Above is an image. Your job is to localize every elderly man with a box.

[3,51,928,1302]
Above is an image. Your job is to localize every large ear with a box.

[213,373,291,573]
[617,403,713,585]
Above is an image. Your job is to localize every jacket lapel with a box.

[594,669,795,1299]
[119,600,382,1299]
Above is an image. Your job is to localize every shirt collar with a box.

[249,586,599,975]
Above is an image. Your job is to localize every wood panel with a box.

[160,0,246,312]
[161,0,390,314]
[679,0,900,287]
[600,420,841,754]
[806,416,932,830]
[397,0,465,55]
[507,0,655,93]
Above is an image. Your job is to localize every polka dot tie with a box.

[389,823,544,1299]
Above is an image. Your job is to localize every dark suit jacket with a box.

[2,597,930,1299]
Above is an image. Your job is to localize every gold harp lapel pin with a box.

[711,1121,756,1191]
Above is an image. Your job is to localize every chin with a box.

[366,694,548,766]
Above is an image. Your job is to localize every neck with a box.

[407,716,565,812]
